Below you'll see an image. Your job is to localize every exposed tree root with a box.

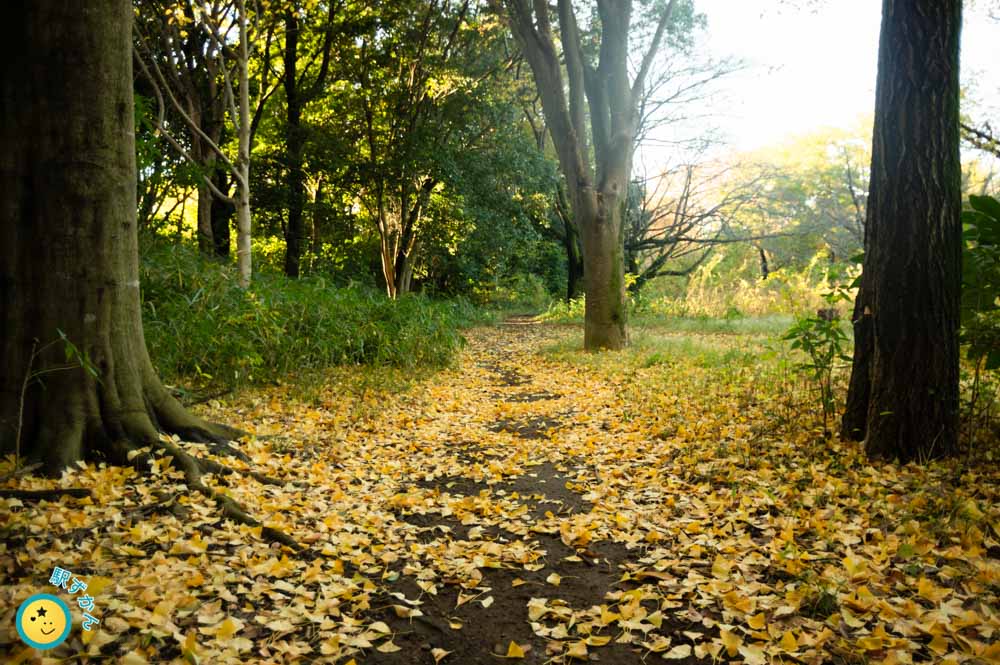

[9,369,298,551]
[195,455,285,486]
[0,462,42,483]
[0,487,92,500]
[150,438,301,551]
[149,391,251,462]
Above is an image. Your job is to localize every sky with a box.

[643,0,1000,163]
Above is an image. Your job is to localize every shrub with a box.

[140,238,481,392]
[782,264,855,432]
[962,195,1000,369]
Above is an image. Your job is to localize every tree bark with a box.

[196,173,215,252]
[210,169,233,257]
[499,0,675,349]
[283,8,306,278]
[235,0,253,289]
[0,0,239,470]
[841,273,872,440]
[843,0,963,462]
[758,246,769,280]
[555,184,584,301]
[565,224,585,302]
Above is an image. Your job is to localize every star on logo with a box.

[35,607,48,618]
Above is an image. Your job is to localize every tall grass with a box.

[542,254,841,325]
[140,238,482,392]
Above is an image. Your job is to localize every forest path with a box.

[352,319,657,664]
[5,321,999,664]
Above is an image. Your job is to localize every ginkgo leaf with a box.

[121,652,150,665]
[368,621,392,634]
[719,628,742,657]
[918,577,950,603]
[565,641,588,659]
[738,644,767,665]
[505,641,525,658]
[664,644,692,659]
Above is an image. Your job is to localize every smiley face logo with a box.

[15,593,71,649]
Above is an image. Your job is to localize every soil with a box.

[358,317,702,664]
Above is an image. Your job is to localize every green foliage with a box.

[140,237,481,392]
[782,266,854,430]
[56,330,100,382]
[540,297,587,323]
[962,194,1000,370]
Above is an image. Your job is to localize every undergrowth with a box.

[140,238,484,393]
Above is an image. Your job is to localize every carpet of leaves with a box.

[2,321,999,664]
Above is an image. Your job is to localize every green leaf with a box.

[969,195,1000,222]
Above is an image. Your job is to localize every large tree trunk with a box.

[0,0,238,470]
[581,193,628,349]
[843,0,963,462]
[499,0,676,349]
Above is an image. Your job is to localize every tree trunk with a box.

[210,169,233,257]
[556,184,584,301]
[310,179,325,272]
[580,183,628,350]
[844,0,963,462]
[194,113,226,255]
[195,158,215,253]
[235,0,252,289]
[0,0,237,471]
[758,246,769,280]
[841,274,872,440]
[565,225,584,302]
[397,252,414,296]
[283,9,306,278]
[499,0,673,349]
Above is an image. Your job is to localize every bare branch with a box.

[133,33,240,193]
[632,0,677,104]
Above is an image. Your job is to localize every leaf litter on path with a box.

[1,322,999,664]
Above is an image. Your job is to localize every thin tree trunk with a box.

[841,274,872,440]
[845,0,963,462]
[758,246,769,280]
[556,184,584,301]
[375,191,398,298]
[565,225,584,301]
[235,0,252,288]
[195,149,215,253]
[310,179,324,272]
[210,169,233,257]
[283,9,306,278]
[194,111,225,254]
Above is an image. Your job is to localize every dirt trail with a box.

[357,320,684,664]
